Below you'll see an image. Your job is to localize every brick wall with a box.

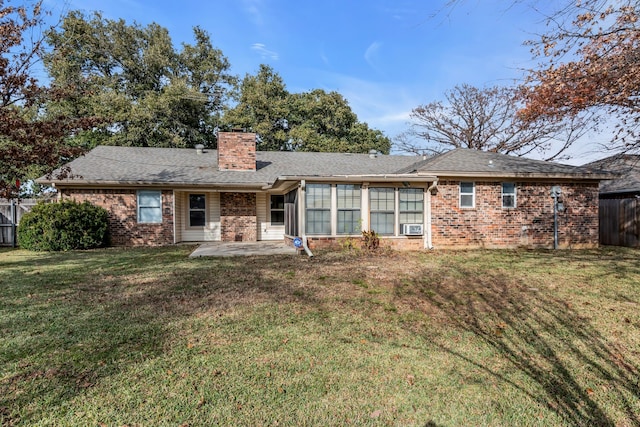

[431,181,599,249]
[220,192,257,242]
[217,131,256,171]
[60,188,174,246]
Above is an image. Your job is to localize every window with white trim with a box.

[137,190,162,223]
[189,194,206,227]
[337,184,361,234]
[306,184,331,234]
[369,187,395,235]
[459,182,475,208]
[502,183,516,208]
[399,188,423,225]
[270,194,285,225]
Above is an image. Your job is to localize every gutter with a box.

[266,173,437,191]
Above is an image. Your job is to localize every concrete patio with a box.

[189,241,299,258]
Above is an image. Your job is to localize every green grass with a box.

[1,246,639,426]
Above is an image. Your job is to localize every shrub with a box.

[18,200,110,251]
[361,229,380,251]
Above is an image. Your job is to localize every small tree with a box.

[0,1,98,199]
[18,200,110,251]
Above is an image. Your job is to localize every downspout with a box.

[425,179,439,249]
[299,180,314,257]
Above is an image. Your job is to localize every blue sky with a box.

[43,0,604,163]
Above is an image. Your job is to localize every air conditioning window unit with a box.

[402,223,423,236]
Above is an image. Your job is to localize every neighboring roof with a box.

[39,145,425,189]
[584,154,640,195]
[398,148,607,180]
[39,145,609,189]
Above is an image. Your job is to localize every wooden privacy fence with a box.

[599,198,640,247]
[0,199,39,247]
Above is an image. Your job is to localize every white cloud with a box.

[303,70,420,139]
[251,43,279,60]
[242,0,264,27]
[364,41,382,72]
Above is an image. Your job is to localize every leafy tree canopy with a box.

[0,1,98,199]
[44,11,237,149]
[520,0,640,152]
[223,65,391,154]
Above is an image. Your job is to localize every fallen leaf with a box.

[406,374,415,386]
[586,387,594,395]
[370,410,382,419]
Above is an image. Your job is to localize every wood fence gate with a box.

[599,198,640,247]
[0,199,39,247]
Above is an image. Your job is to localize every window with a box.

[337,184,361,234]
[137,190,162,223]
[399,188,423,225]
[502,183,516,208]
[306,184,331,234]
[459,182,475,208]
[369,187,395,235]
[270,194,285,225]
[189,194,206,227]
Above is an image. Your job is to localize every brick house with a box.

[38,131,608,249]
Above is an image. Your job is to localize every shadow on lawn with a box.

[405,256,640,427]
[0,250,315,425]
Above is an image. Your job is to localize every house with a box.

[38,131,608,250]
[584,154,640,247]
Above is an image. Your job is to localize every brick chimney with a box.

[217,130,256,171]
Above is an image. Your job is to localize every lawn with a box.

[1,246,639,426]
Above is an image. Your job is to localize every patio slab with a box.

[189,241,299,258]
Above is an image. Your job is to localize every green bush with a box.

[18,200,110,251]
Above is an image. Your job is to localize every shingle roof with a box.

[397,148,602,178]
[40,145,423,188]
[584,154,640,194]
[39,145,608,188]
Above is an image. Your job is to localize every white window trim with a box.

[137,190,163,224]
[336,184,362,235]
[187,193,207,229]
[501,183,517,209]
[459,182,475,209]
[269,194,285,226]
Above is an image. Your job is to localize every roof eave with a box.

[40,179,270,190]
[428,171,611,180]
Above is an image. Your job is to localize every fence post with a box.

[11,199,17,248]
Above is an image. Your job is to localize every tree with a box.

[222,64,290,150]
[44,11,236,148]
[398,83,585,160]
[520,0,640,152]
[224,65,391,153]
[0,1,97,199]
